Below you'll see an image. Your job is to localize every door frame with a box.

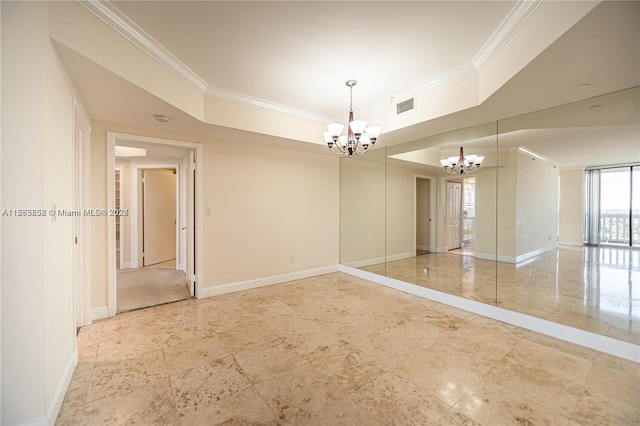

[73,99,92,327]
[135,165,179,268]
[106,132,203,317]
[414,175,436,254]
[440,177,464,252]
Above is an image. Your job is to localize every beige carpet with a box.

[117,262,191,313]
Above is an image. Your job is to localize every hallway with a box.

[116,260,191,313]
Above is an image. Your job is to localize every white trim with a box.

[559,240,583,247]
[78,0,539,124]
[204,86,334,123]
[91,305,109,321]
[342,256,386,269]
[107,134,116,317]
[340,265,640,363]
[473,0,543,72]
[114,164,124,270]
[78,0,208,94]
[107,132,204,316]
[45,349,77,426]
[131,163,180,269]
[72,98,92,327]
[477,244,559,264]
[199,265,339,299]
[16,416,46,426]
[121,261,135,269]
[385,251,416,263]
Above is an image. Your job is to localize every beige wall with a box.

[1,2,81,423]
[340,150,386,266]
[475,163,499,259]
[559,169,584,246]
[90,120,340,308]
[515,151,559,259]
[386,163,419,259]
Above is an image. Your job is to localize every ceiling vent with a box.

[396,97,415,114]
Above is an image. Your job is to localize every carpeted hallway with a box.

[116,260,191,313]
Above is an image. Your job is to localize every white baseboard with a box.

[560,240,583,247]
[340,251,415,269]
[340,264,640,364]
[341,256,385,269]
[45,349,77,426]
[385,251,416,262]
[91,305,109,321]
[199,265,339,298]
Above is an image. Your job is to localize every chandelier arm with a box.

[329,143,346,156]
[353,143,372,156]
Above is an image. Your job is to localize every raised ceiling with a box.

[52,1,639,161]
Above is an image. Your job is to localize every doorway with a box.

[444,177,477,255]
[415,176,436,255]
[107,132,204,317]
[142,168,177,267]
[445,180,462,251]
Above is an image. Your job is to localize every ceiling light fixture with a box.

[115,146,147,157]
[440,146,484,175]
[323,80,381,157]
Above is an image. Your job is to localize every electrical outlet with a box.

[290,256,295,264]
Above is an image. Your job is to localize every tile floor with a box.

[57,272,639,425]
[363,246,640,345]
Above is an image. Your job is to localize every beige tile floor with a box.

[363,246,640,345]
[57,272,639,425]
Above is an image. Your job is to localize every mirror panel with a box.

[340,86,639,346]
[383,122,499,304]
[496,87,640,344]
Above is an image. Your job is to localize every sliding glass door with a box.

[587,165,640,247]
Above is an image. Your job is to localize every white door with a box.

[445,181,462,250]
[143,169,177,266]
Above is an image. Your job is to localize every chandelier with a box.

[323,80,382,157]
[440,146,485,175]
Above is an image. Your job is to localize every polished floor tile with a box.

[57,272,639,425]
[365,246,640,344]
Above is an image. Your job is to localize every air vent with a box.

[396,98,415,114]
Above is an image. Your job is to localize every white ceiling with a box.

[55,0,639,165]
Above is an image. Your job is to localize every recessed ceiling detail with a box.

[78,0,541,123]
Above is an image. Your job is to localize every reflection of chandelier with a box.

[323,80,382,157]
[440,146,485,175]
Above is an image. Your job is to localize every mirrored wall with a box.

[340,86,639,345]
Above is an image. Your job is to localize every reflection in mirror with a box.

[363,122,499,305]
[495,87,639,345]
[340,148,386,271]
[343,87,638,347]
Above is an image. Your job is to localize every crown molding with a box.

[78,0,539,123]
[78,0,208,93]
[416,63,478,94]
[204,86,335,124]
[473,0,543,72]
[416,0,541,94]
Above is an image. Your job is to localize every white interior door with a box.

[445,181,462,250]
[143,169,177,266]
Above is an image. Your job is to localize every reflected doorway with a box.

[446,177,477,256]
